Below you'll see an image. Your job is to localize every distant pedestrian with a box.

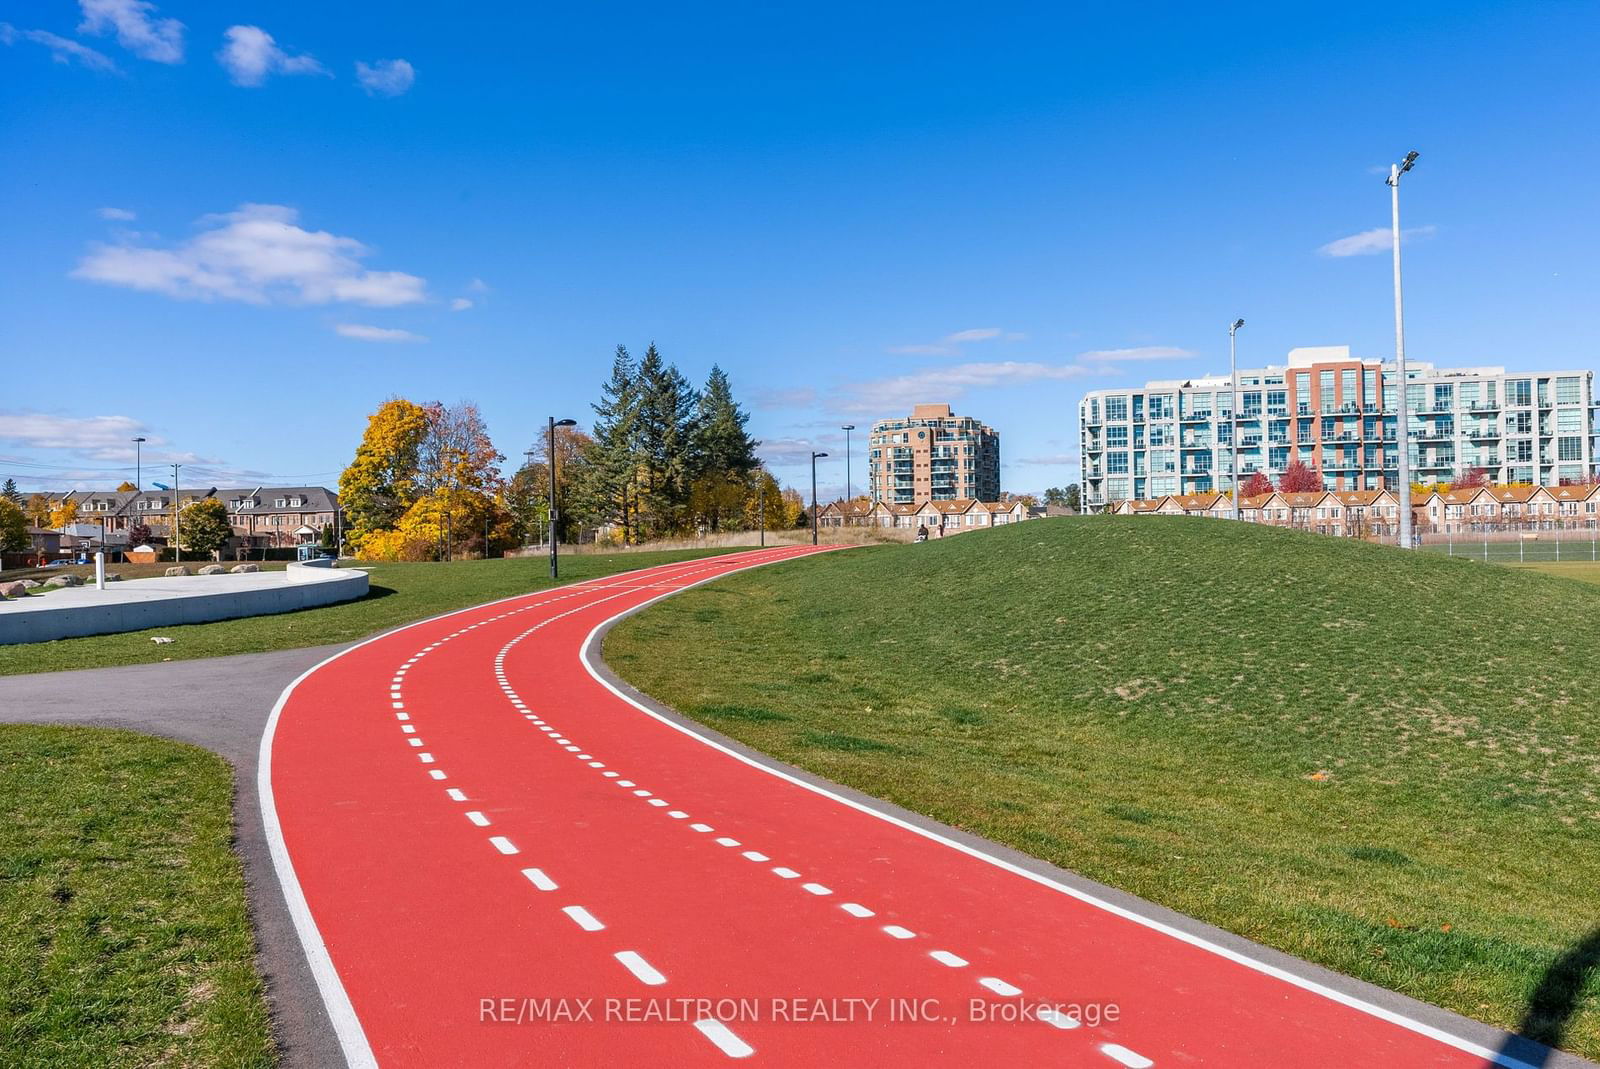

[915,523,928,543]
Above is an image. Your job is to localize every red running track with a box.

[263,546,1526,1068]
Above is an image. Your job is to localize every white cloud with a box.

[218,25,326,87]
[757,437,825,465]
[1317,225,1437,258]
[334,323,427,343]
[98,206,136,221]
[1076,346,1195,363]
[1,23,119,71]
[73,203,429,307]
[355,58,415,97]
[886,326,1019,356]
[449,297,473,311]
[77,0,182,63]
[839,361,1090,413]
[466,278,489,292]
[753,387,817,410]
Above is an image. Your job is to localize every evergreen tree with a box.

[690,365,759,478]
[580,345,642,543]
[635,344,697,537]
[1,478,20,506]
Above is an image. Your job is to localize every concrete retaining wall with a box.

[0,567,369,645]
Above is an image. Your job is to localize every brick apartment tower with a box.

[867,403,1001,504]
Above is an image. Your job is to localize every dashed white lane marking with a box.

[489,836,518,855]
[617,780,636,788]
[1099,1043,1154,1067]
[395,712,409,721]
[562,905,605,932]
[418,752,435,763]
[466,811,490,827]
[408,738,424,747]
[391,702,404,710]
[602,771,619,778]
[446,788,467,802]
[632,788,651,796]
[979,977,1021,997]
[401,725,416,734]
[588,761,605,768]
[840,903,874,918]
[1038,1008,1080,1030]
[882,925,915,940]
[801,882,832,896]
[930,950,968,968]
[428,769,446,780]
[521,868,557,891]
[666,810,688,819]
[741,851,769,863]
[772,867,800,879]
[716,837,741,847]
[689,823,713,833]
[694,1018,755,1059]
[614,950,667,986]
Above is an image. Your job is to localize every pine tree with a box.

[635,344,697,537]
[1,478,20,506]
[690,365,758,478]
[581,345,642,543]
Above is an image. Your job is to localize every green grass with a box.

[0,549,737,677]
[0,726,271,1067]
[607,517,1600,1057]
[1420,538,1600,565]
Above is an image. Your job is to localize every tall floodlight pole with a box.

[132,436,146,490]
[810,451,829,545]
[1229,319,1245,520]
[523,448,537,548]
[171,463,181,563]
[758,470,766,547]
[841,425,855,501]
[548,417,577,579]
[1388,151,1420,549]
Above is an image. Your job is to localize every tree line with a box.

[339,345,805,561]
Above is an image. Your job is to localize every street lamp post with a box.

[132,436,146,491]
[548,417,577,580]
[1388,150,1420,550]
[171,463,181,564]
[1229,318,1245,520]
[757,470,766,547]
[841,425,855,501]
[810,451,828,546]
[523,448,537,548]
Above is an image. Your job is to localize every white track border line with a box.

[257,546,811,1068]
[578,554,1544,1069]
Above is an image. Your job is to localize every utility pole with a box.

[1388,151,1420,549]
[841,424,855,501]
[132,436,146,490]
[810,451,829,546]
[758,475,766,547]
[1229,319,1245,519]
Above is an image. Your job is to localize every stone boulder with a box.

[198,564,226,576]
[230,563,260,574]
[105,573,122,582]
[20,579,42,589]
[0,581,24,598]
[45,574,84,587]
[165,566,190,577]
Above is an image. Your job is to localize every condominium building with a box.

[867,403,1001,504]
[1079,346,1598,512]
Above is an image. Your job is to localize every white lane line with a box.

[418,753,435,763]
[1100,1044,1153,1068]
[667,810,688,819]
[979,977,1021,997]
[391,702,404,710]
[428,769,447,780]
[1038,1008,1080,1030]
[446,788,467,802]
[408,738,424,747]
[689,823,713,832]
[930,950,967,968]
[617,780,636,788]
[772,867,800,879]
[466,811,490,827]
[401,725,416,734]
[588,761,605,768]
[614,950,667,986]
[741,851,769,863]
[521,868,557,891]
[801,882,832,896]
[395,712,409,721]
[694,1017,755,1059]
[840,903,874,918]
[882,925,915,940]
[602,771,619,778]
[489,836,519,855]
[577,754,592,760]
[647,799,669,807]
[632,789,652,797]
[716,837,741,847]
[562,905,605,932]
[564,745,582,752]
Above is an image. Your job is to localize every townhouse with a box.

[47,486,341,550]
[817,497,1029,537]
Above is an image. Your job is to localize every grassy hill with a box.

[607,517,1600,1057]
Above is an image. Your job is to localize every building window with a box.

[1557,376,1582,405]
[1508,379,1532,406]
[1105,396,1129,421]
[1559,437,1584,462]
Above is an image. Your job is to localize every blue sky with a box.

[2,1,1597,498]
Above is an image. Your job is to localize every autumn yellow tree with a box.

[47,499,79,529]
[116,480,138,492]
[339,399,432,556]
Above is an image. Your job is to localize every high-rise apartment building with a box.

[1078,346,1597,511]
[867,403,1001,504]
